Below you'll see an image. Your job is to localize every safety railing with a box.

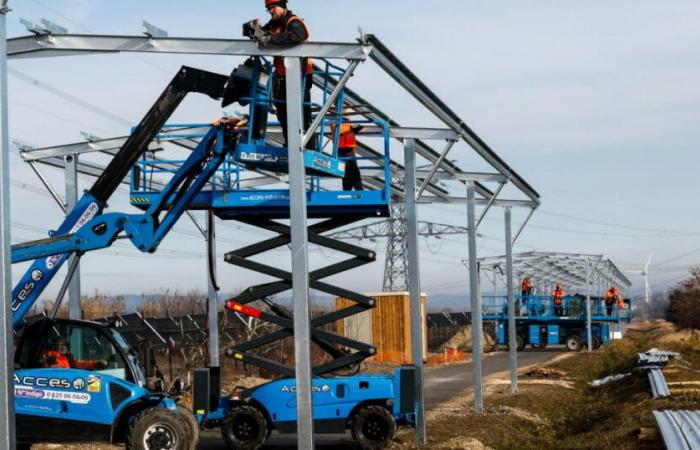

[130,57,392,203]
[482,294,631,321]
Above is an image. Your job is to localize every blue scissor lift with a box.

[129,58,414,448]
[482,294,632,351]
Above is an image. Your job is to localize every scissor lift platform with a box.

[130,188,390,219]
[234,143,346,178]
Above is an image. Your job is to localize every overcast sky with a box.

[4,0,699,307]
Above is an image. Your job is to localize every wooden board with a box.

[335,292,427,364]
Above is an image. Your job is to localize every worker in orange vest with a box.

[244,0,314,149]
[604,286,621,316]
[331,117,364,191]
[551,284,566,316]
[44,338,106,370]
[520,276,533,316]
[521,277,533,297]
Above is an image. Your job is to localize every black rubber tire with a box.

[351,405,397,450]
[592,336,602,349]
[505,335,526,352]
[177,405,200,450]
[126,407,191,450]
[565,335,583,352]
[221,405,268,450]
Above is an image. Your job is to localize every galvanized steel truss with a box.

[4,23,543,445]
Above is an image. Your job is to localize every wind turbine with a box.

[627,254,653,303]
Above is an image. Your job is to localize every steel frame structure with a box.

[3,23,542,447]
[478,251,632,391]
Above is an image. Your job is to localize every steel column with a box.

[404,139,427,444]
[286,57,315,449]
[504,207,517,394]
[65,154,81,319]
[586,262,593,352]
[0,3,17,449]
[206,210,219,367]
[466,182,483,413]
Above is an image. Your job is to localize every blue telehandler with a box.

[11,65,233,450]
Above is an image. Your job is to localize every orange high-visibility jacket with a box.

[605,290,617,305]
[331,123,358,149]
[270,15,313,77]
[45,350,101,370]
[552,288,566,305]
[521,278,532,291]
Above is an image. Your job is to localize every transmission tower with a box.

[328,203,470,291]
[384,203,409,291]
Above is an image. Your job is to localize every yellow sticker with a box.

[234,353,243,360]
[87,375,101,393]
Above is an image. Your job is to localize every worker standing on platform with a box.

[521,276,533,316]
[551,284,566,316]
[605,286,620,316]
[243,0,314,149]
[331,117,364,190]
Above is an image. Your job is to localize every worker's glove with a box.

[256,33,272,48]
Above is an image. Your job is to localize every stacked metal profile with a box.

[653,410,700,450]
[638,349,680,399]
[648,369,671,398]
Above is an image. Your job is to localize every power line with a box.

[538,209,700,236]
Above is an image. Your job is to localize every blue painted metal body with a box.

[11,126,228,328]
[483,295,632,323]
[497,317,609,348]
[14,368,176,425]
[201,369,415,431]
[11,194,103,328]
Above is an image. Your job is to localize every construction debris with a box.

[525,367,566,379]
[591,372,631,388]
[440,325,495,353]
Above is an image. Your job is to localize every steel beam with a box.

[389,127,458,140]
[418,196,538,208]
[504,207,517,394]
[414,170,506,184]
[366,35,540,205]
[27,160,65,212]
[416,139,456,200]
[586,262,593,352]
[404,139,427,444]
[8,34,370,61]
[466,182,483,413]
[286,57,314,449]
[0,3,17,449]
[476,181,506,228]
[65,153,81,320]
[303,60,360,148]
[207,210,219,367]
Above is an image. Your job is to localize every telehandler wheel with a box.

[565,335,583,352]
[506,335,526,352]
[126,407,191,450]
[592,336,602,349]
[351,405,397,449]
[177,405,200,450]
[221,405,268,450]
